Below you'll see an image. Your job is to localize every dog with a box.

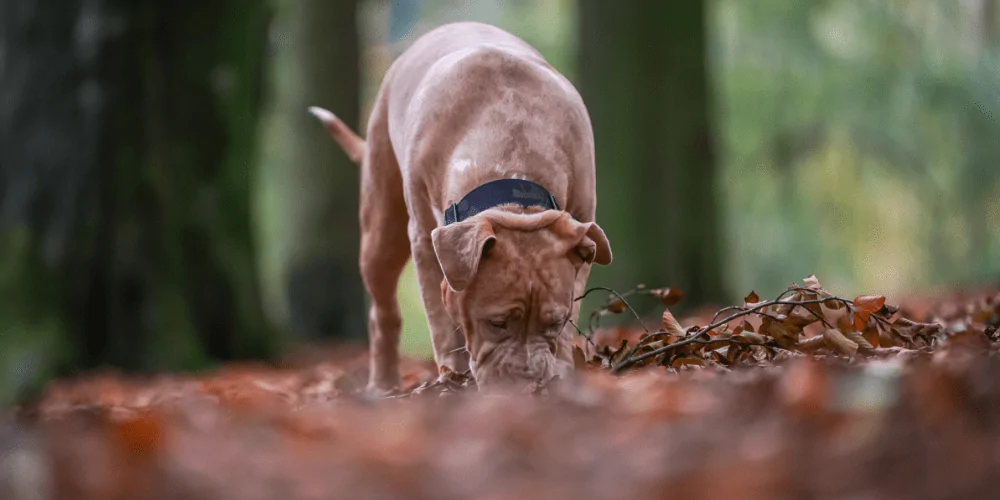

[310,22,612,395]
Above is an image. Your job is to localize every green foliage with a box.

[714,0,1000,299]
[0,227,67,406]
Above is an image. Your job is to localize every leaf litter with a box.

[4,275,1000,499]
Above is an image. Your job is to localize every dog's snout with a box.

[526,346,555,379]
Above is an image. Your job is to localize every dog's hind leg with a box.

[357,96,410,395]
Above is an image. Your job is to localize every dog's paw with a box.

[364,383,401,399]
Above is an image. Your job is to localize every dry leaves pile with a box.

[589,275,967,374]
[4,276,1000,500]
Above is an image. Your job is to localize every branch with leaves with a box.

[578,275,949,374]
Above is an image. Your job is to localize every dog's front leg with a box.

[409,219,471,376]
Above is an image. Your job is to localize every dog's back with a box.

[376,22,596,219]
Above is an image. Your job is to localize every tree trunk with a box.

[0,0,274,403]
[255,0,366,343]
[981,0,996,46]
[577,0,725,307]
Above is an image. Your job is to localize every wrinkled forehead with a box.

[466,228,577,310]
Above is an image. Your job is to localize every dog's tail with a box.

[308,106,366,164]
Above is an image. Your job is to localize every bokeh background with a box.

[2,0,998,406]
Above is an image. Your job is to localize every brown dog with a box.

[310,22,612,395]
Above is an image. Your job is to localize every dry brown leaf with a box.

[609,339,630,366]
[573,345,587,370]
[877,322,899,347]
[661,308,685,337]
[711,346,739,366]
[854,295,886,314]
[760,316,800,349]
[734,319,755,334]
[844,329,875,354]
[823,328,859,357]
[825,298,845,310]
[607,299,626,314]
[797,334,826,353]
[738,331,767,345]
[672,357,707,369]
[878,303,899,317]
[773,290,801,317]
[711,327,734,338]
[892,317,945,340]
[802,274,822,290]
[785,302,822,328]
[652,287,684,306]
[744,290,761,306]
[861,323,881,349]
[854,312,869,332]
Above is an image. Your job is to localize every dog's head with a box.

[431,209,612,394]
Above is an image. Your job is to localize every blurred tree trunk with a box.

[122,0,276,366]
[578,0,725,307]
[255,0,366,343]
[981,0,996,45]
[0,0,274,399]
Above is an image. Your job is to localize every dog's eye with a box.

[488,319,508,329]
[544,311,569,332]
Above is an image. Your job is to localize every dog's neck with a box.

[443,178,559,225]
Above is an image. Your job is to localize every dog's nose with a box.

[526,349,554,380]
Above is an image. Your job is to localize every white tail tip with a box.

[308,106,336,123]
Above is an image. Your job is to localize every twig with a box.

[567,319,597,355]
[611,295,889,373]
[613,336,744,373]
[577,286,651,336]
[710,286,834,329]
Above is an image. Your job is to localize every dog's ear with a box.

[431,219,497,292]
[564,219,612,266]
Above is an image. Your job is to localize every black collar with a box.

[443,178,560,225]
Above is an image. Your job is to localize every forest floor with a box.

[5,276,1000,500]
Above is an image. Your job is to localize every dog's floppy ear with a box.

[431,218,497,292]
[568,220,612,266]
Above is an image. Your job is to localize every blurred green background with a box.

[2,0,998,406]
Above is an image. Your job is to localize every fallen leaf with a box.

[797,334,826,353]
[844,329,875,355]
[878,322,899,347]
[854,312,869,332]
[609,339,630,366]
[854,295,886,314]
[672,357,707,369]
[734,319,755,335]
[825,298,845,310]
[652,287,684,306]
[861,323,881,349]
[760,316,800,349]
[738,331,767,345]
[802,274,823,290]
[785,302,822,329]
[661,308,686,337]
[744,290,761,306]
[711,346,736,365]
[877,303,899,317]
[823,328,858,357]
[573,346,587,370]
[607,300,626,314]
[710,327,734,338]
